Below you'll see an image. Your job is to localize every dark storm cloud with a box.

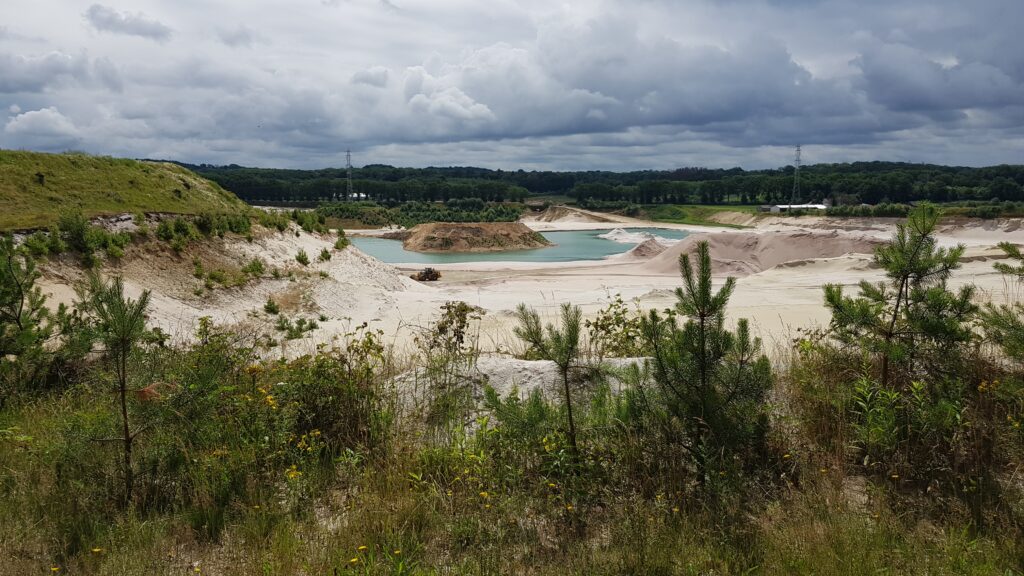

[1,0,1022,168]
[84,5,173,42]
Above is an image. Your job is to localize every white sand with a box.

[37,208,1024,356]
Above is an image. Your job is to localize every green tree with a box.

[824,204,975,387]
[981,242,1024,362]
[639,240,772,480]
[80,274,152,505]
[514,302,583,462]
[0,235,53,401]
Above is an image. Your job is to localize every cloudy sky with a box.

[1,0,1022,170]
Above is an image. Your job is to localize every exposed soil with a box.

[401,222,552,253]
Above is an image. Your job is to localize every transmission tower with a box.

[789,144,801,206]
[346,149,354,201]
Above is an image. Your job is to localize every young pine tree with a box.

[824,204,975,387]
[981,242,1024,362]
[514,302,583,462]
[81,273,152,506]
[0,235,53,401]
[639,240,772,480]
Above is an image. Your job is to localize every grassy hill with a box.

[0,150,247,230]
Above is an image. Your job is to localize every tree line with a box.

[184,161,1024,207]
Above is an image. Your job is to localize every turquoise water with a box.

[350,228,689,264]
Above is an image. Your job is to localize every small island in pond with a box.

[386,222,552,253]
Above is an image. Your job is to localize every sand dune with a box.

[635,230,884,276]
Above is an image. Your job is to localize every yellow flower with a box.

[890,474,900,480]
[285,465,302,480]
[819,468,828,474]
[357,545,368,552]
[349,557,359,564]
[547,482,557,488]
[393,549,401,555]
[484,503,492,509]
[479,491,489,499]
[51,568,60,573]
[565,504,574,512]
[782,453,791,459]
[91,547,103,553]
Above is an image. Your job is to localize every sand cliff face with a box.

[400,222,551,253]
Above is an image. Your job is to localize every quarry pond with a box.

[350,227,690,264]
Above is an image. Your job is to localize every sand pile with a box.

[525,205,615,223]
[401,222,551,253]
[638,230,883,276]
[624,238,671,259]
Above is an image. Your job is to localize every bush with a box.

[295,249,310,266]
[264,297,279,315]
[241,257,265,277]
[318,248,331,262]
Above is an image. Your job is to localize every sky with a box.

[1,0,1023,170]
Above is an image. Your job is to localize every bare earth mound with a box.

[401,222,551,253]
[525,205,616,223]
[639,230,884,276]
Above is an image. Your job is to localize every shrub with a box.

[264,297,280,315]
[295,249,310,266]
[318,248,331,262]
[22,231,51,257]
[241,257,265,277]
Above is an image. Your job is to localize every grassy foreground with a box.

[0,150,246,230]
[1,205,1023,574]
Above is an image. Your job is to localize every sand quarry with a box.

[37,207,1024,358]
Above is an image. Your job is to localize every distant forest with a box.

[183,161,1024,207]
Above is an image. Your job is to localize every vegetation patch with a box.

[0,150,246,230]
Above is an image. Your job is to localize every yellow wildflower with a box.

[479,491,489,499]
[349,557,359,564]
[91,547,103,553]
[357,545,368,552]
[393,549,401,555]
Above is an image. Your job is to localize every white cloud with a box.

[3,106,81,150]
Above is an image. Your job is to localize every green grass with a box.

[642,204,761,228]
[0,150,248,230]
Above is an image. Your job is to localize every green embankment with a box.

[642,204,761,228]
[0,150,247,230]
